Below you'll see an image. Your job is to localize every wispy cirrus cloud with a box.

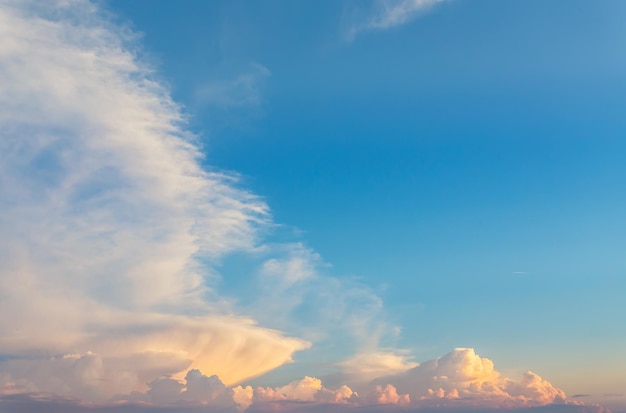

[0,0,305,398]
[195,63,271,108]
[348,0,448,40]
[0,0,393,402]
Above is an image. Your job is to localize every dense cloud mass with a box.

[0,347,604,412]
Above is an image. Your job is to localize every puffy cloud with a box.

[506,371,568,405]
[246,375,405,408]
[252,376,355,405]
[233,385,255,411]
[275,376,323,401]
[0,349,612,413]
[365,384,411,406]
[110,350,577,411]
[140,369,236,408]
[0,0,400,402]
[376,348,567,407]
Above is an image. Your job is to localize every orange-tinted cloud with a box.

[373,348,566,408]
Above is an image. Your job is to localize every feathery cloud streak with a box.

[0,0,307,396]
[349,0,448,39]
[0,0,395,401]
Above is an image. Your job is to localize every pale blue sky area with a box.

[107,0,626,401]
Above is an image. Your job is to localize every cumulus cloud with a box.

[375,348,567,408]
[348,0,448,39]
[114,349,593,411]
[365,384,411,406]
[136,369,236,408]
[0,0,306,399]
[0,349,612,413]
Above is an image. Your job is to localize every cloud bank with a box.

[0,349,610,413]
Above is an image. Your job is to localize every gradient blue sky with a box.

[107,0,626,396]
[1,0,625,412]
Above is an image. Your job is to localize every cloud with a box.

[0,349,612,413]
[195,63,271,108]
[0,0,402,402]
[0,317,309,398]
[237,243,397,351]
[114,349,600,411]
[0,349,611,413]
[336,351,418,387]
[0,0,305,399]
[374,348,567,408]
[260,244,321,286]
[365,384,412,406]
[135,369,236,408]
[348,0,448,39]
[0,0,397,403]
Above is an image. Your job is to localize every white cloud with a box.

[111,349,588,411]
[337,351,418,386]
[0,348,608,413]
[374,348,568,408]
[0,0,399,402]
[195,63,271,108]
[348,0,448,39]
[249,243,396,350]
[260,244,321,286]
[0,0,305,399]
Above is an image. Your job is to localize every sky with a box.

[0,0,625,412]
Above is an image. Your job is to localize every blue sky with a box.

[1,0,625,412]
[107,0,626,392]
